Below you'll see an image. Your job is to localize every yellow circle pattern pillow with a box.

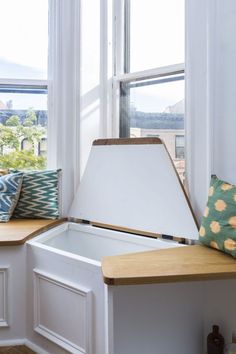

[200,175,236,257]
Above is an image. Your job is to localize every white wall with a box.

[212,1,236,183]
[186,0,236,220]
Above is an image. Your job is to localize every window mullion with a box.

[0,78,48,87]
[115,63,184,83]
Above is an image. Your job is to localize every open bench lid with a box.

[69,138,199,241]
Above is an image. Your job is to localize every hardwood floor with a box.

[0,346,36,354]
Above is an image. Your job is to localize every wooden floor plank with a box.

[0,346,36,354]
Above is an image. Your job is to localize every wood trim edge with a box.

[0,218,67,246]
[91,221,161,239]
[23,218,67,244]
[162,143,199,230]
[103,272,236,286]
[93,137,163,146]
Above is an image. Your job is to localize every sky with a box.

[128,0,185,112]
[0,0,48,78]
[0,0,184,112]
[130,79,184,113]
[129,0,184,72]
[0,0,48,109]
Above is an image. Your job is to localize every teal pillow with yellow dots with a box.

[200,175,236,258]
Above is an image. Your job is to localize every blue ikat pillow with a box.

[13,170,60,220]
[0,173,23,222]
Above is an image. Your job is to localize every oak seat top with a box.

[102,245,236,285]
[0,219,64,246]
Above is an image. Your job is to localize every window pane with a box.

[0,90,47,170]
[127,0,184,72]
[0,0,48,79]
[39,138,47,157]
[120,75,185,183]
[175,135,185,159]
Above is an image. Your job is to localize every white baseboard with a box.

[0,339,25,347]
[25,340,51,354]
[0,338,50,354]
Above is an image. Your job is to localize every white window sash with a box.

[112,62,184,137]
[0,79,48,87]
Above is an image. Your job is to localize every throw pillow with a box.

[13,169,60,219]
[0,173,23,222]
[200,175,236,258]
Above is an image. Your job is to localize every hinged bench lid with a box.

[69,138,199,240]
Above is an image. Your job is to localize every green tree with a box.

[0,124,20,153]
[5,115,21,126]
[0,108,47,170]
[0,150,46,170]
[23,107,37,126]
[17,125,46,151]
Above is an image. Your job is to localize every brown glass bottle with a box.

[207,325,225,354]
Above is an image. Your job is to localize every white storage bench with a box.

[0,138,236,354]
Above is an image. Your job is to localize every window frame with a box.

[112,0,185,138]
[112,65,185,138]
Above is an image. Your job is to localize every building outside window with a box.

[0,0,48,170]
[21,138,33,152]
[175,135,185,159]
[115,0,185,183]
[38,138,47,157]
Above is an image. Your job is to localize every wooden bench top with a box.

[0,219,65,246]
[102,245,236,285]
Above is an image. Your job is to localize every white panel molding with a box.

[0,268,9,327]
[105,286,114,354]
[33,269,92,354]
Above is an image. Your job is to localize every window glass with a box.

[0,90,47,170]
[128,0,184,72]
[175,135,185,159]
[120,75,185,182]
[21,138,33,151]
[38,138,47,157]
[0,0,48,79]
[0,0,48,170]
